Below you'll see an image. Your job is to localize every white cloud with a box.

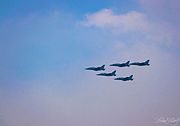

[82,9,149,33]
[82,8,179,47]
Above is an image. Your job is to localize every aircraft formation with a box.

[85,60,150,81]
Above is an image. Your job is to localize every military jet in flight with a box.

[85,65,105,71]
[114,75,133,81]
[130,60,150,66]
[96,70,116,76]
[110,61,130,67]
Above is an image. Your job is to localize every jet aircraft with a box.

[114,75,133,81]
[110,61,130,67]
[130,60,150,66]
[96,70,116,76]
[85,65,105,71]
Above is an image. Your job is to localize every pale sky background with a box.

[0,0,180,126]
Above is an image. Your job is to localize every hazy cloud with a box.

[139,0,180,24]
[139,0,180,46]
[1,42,180,126]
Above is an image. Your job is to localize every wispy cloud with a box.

[82,8,179,47]
[82,9,149,33]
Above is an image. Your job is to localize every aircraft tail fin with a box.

[112,70,116,76]
[101,65,105,68]
[145,60,150,64]
[126,61,130,66]
[126,61,130,64]
[129,75,133,80]
[100,65,105,70]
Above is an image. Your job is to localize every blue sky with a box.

[0,0,180,126]
[0,0,139,20]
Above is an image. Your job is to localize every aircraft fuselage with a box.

[130,62,149,66]
[110,63,129,67]
[97,73,115,76]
